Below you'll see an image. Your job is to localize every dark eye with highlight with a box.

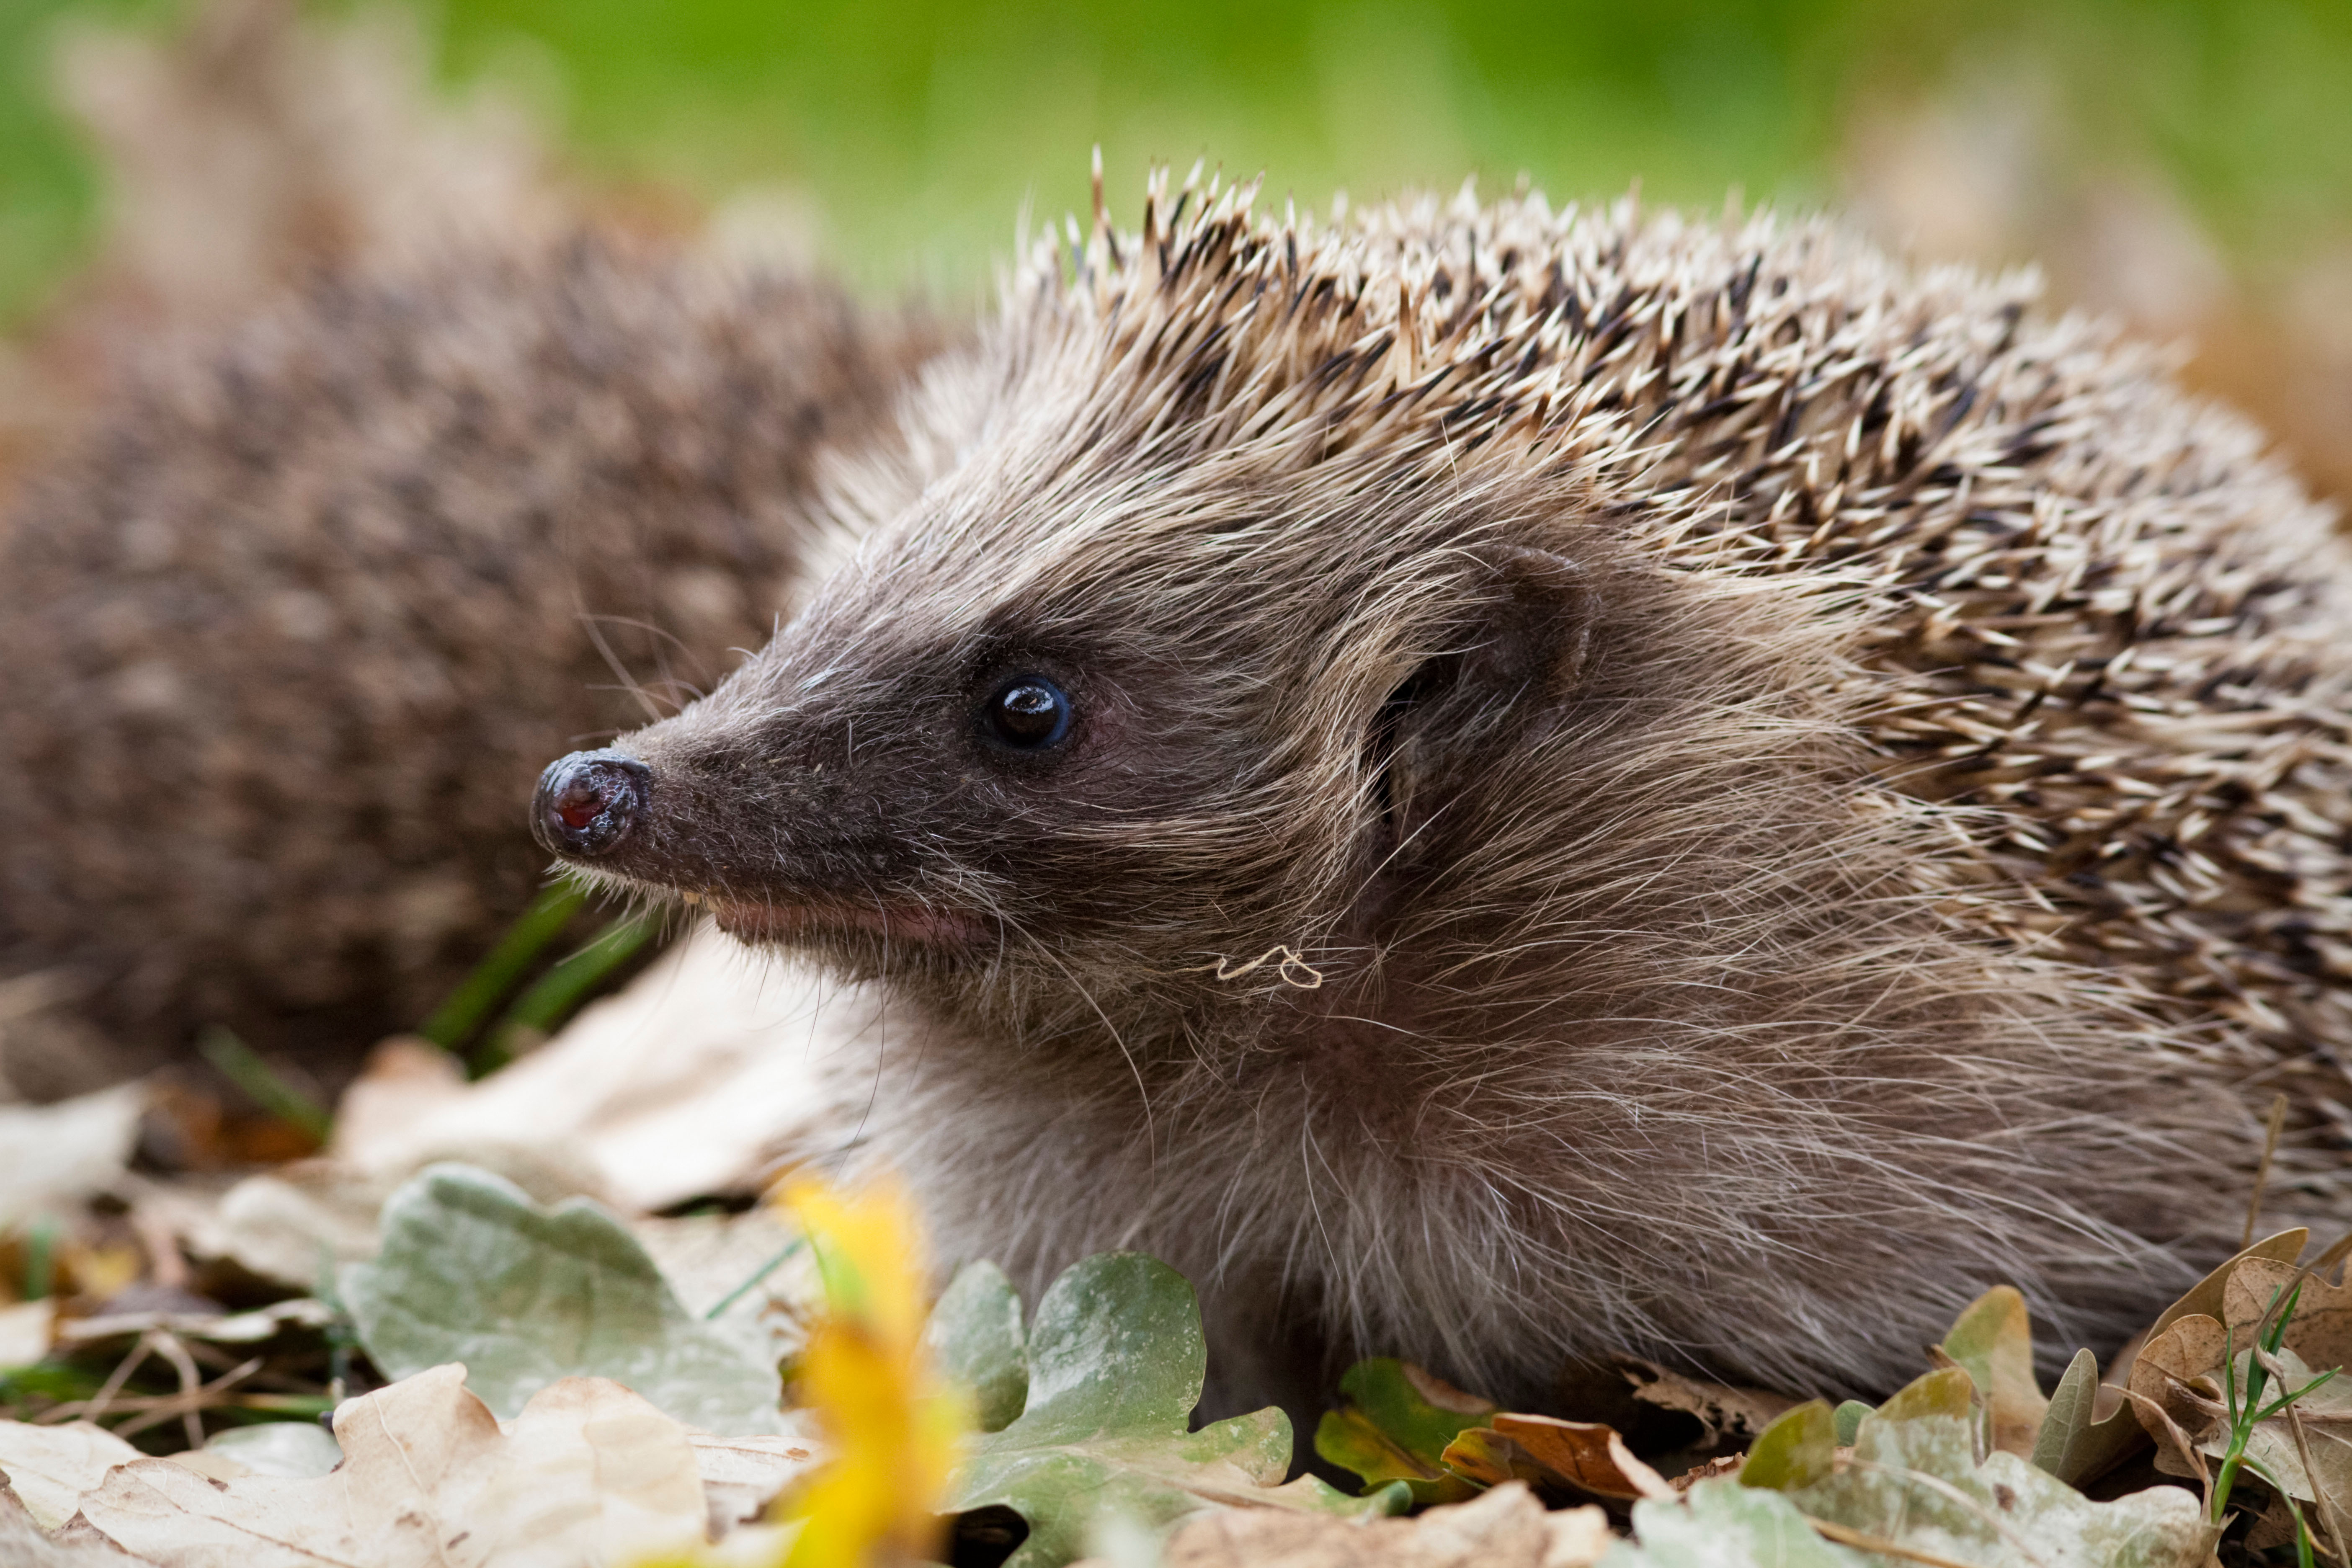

[985,675,1073,750]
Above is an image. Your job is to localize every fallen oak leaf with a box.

[925,1260,1029,1434]
[2115,1388,2212,1497]
[2224,1256,2352,1373]
[197,1423,345,1480]
[0,1493,141,1568]
[1777,1366,2212,1568]
[342,1163,784,1435]
[682,1431,823,1538]
[0,1084,146,1234]
[1158,1480,1609,1568]
[2028,1352,2102,1483]
[1314,1359,1496,1505]
[2057,1227,2310,1488]
[1612,1360,1797,1450]
[0,1301,54,1369]
[0,1421,140,1530]
[1936,1287,2047,1459]
[349,934,870,1213]
[2144,1339,2352,1519]
[1610,1477,1865,1568]
[946,1253,1402,1568]
[1736,1400,1837,1493]
[1431,1428,1545,1493]
[2125,1256,2352,1532]
[1439,1415,1672,1503]
[71,1365,713,1568]
[2126,1314,2231,1472]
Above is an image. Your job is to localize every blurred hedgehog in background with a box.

[0,0,940,1086]
[1,0,559,481]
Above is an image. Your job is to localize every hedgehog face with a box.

[531,449,1617,1060]
[527,180,1829,1068]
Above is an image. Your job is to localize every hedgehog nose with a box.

[532,750,652,858]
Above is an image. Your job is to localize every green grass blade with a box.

[198,1025,333,1142]
[416,883,589,1052]
[704,1238,806,1321]
[473,911,660,1074]
[20,1216,58,1300]
[2257,1368,2339,1423]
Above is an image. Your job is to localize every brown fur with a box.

[0,236,938,1068]
[551,173,2352,1409]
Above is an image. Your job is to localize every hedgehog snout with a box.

[532,749,652,859]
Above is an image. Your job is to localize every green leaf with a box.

[417,884,586,1056]
[203,1421,344,1479]
[1738,1400,1835,1491]
[1877,1365,1975,1424]
[1940,1286,2049,1457]
[476,910,661,1072]
[1779,1385,2213,1567]
[341,1163,783,1435]
[1607,1477,1867,1568]
[926,1259,1029,1433]
[1831,1401,1872,1447]
[942,1253,1402,1568]
[2032,1349,2103,1483]
[197,1026,333,1142]
[1313,1356,1498,1504]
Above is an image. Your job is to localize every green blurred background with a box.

[2,0,2349,494]
[3,0,2349,316]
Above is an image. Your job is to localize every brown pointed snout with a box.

[531,749,652,859]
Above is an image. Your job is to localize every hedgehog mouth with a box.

[701,894,986,948]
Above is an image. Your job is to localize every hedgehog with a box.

[532,170,2352,1412]
[0,235,939,1079]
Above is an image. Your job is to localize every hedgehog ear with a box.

[1371,545,1594,833]
[1382,545,1594,740]
[1467,544,1595,710]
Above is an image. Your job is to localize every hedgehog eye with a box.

[985,675,1072,750]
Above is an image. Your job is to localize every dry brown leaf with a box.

[184,1161,393,1288]
[2058,1230,2312,1485]
[2126,1287,2352,1523]
[1614,1360,1797,1447]
[0,1422,142,1532]
[684,1429,822,1537]
[331,932,864,1212]
[70,1365,713,1568]
[2226,1257,2352,1371]
[0,1301,55,1368]
[188,1145,612,1290]
[157,1450,249,1485]
[325,1039,469,1158]
[631,1206,815,1357]
[0,1085,145,1232]
[1158,1481,1611,1568]
[2128,1312,2231,1468]
[0,1488,143,1568]
[1441,1414,1673,1503]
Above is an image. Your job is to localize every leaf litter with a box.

[940,1252,1397,1568]
[0,901,2349,1567]
[341,1164,785,1436]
